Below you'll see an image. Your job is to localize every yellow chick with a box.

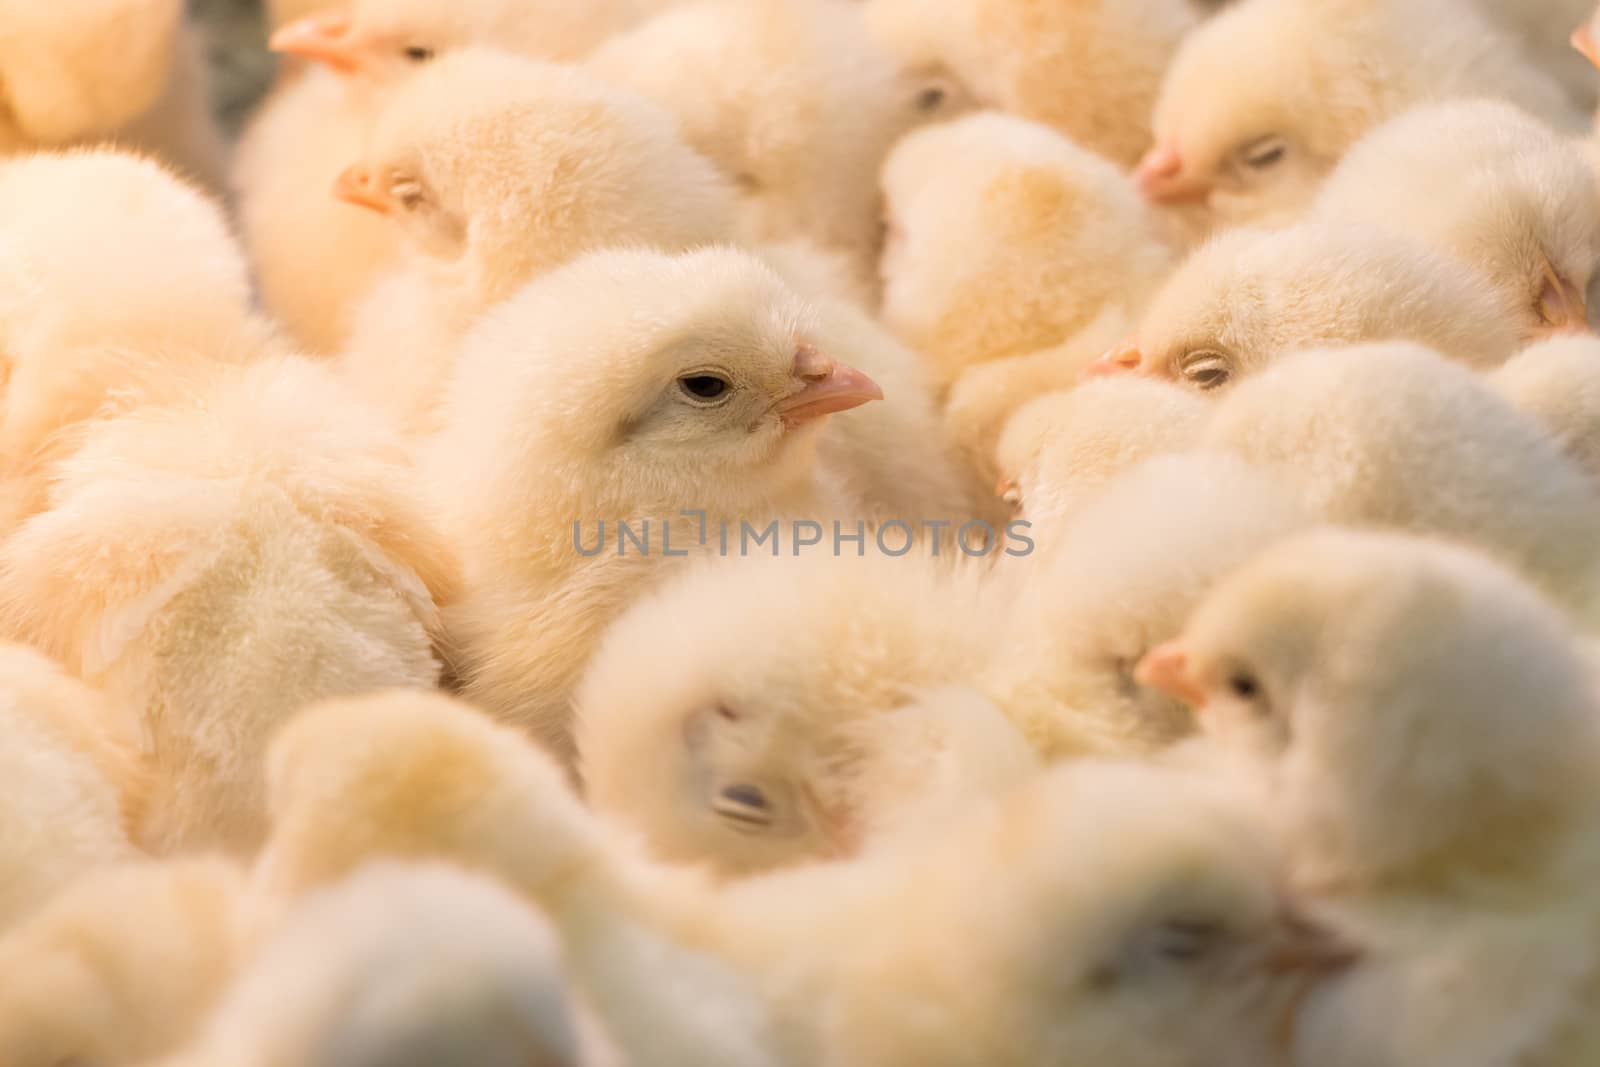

[1201,342,1600,622]
[1488,334,1600,490]
[1140,528,1600,1067]
[0,644,143,931]
[426,246,883,763]
[0,858,246,1067]
[1088,221,1522,390]
[1138,0,1582,230]
[1314,99,1600,343]
[878,111,1177,392]
[0,357,455,854]
[587,0,921,288]
[861,0,1200,166]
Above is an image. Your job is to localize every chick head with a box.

[1139,528,1600,892]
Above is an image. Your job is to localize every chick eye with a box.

[1153,918,1226,962]
[389,177,426,209]
[678,374,731,402]
[1236,135,1288,171]
[1178,350,1232,391]
[1228,672,1260,700]
[402,45,434,62]
[713,783,775,831]
[916,85,947,111]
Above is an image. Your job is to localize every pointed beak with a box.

[775,346,883,427]
[1082,336,1145,379]
[270,11,366,74]
[1135,141,1211,203]
[1260,908,1362,978]
[333,164,396,214]
[1134,642,1207,709]
[1574,22,1600,68]
[1534,262,1592,338]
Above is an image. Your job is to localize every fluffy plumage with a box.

[1488,334,1600,489]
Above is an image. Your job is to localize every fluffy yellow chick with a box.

[587,0,919,287]
[1140,528,1600,1067]
[0,644,143,931]
[1201,343,1600,622]
[0,858,246,1067]
[861,0,1199,166]
[878,111,1177,392]
[1314,99,1600,343]
[256,692,1354,1067]
[1139,0,1581,229]
[172,863,606,1067]
[1488,334,1600,490]
[1088,221,1523,390]
[426,246,884,763]
[0,357,455,854]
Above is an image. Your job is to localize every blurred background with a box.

[190,0,274,134]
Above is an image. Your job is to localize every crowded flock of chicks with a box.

[6,0,1600,1063]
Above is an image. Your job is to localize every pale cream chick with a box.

[336,50,738,431]
[172,864,606,1067]
[0,357,454,854]
[255,694,1354,1067]
[0,858,246,1067]
[1139,0,1582,230]
[1140,529,1600,1067]
[0,644,144,932]
[1090,222,1522,389]
[861,0,1199,166]
[588,0,920,287]
[1488,335,1600,489]
[1314,99,1600,343]
[426,247,883,764]
[1201,343,1600,623]
[878,112,1177,392]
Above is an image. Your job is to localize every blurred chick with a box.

[1488,334,1600,489]
[426,247,883,763]
[1141,528,1600,1067]
[1202,343,1600,622]
[587,0,918,287]
[1474,0,1598,113]
[172,863,606,1067]
[0,644,143,931]
[878,112,1177,392]
[1139,0,1582,230]
[0,858,245,1067]
[861,0,1199,166]
[1314,99,1600,343]
[0,357,455,854]
[336,49,738,432]
[1089,221,1522,390]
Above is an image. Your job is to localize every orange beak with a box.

[775,345,883,427]
[996,477,1022,510]
[333,164,396,214]
[1534,263,1592,338]
[1082,336,1145,379]
[1134,141,1211,203]
[1574,21,1600,68]
[270,11,366,74]
[1134,641,1207,709]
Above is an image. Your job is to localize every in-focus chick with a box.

[0,358,455,854]
[1138,0,1582,229]
[861,0,1199,166]
[1140,529,1600,1067]
[426,247,883,763]
[587,0,919,285]
[336,49,738,431]
[1201,343,1600,621]
[1488,334,1600,489]
[0,644,143,931]
[172,863,604,1067]
[878,112,1177,392]
[1090,221,1522,389]
[1314,99,1600,342]
[0,858,245,1067]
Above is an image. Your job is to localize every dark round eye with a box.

[402,45,434,62]
[1228,672,1260,700]
[916,85,946,111]
[679,375,730,401]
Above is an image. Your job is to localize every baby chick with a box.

[861,0,1199,166]
[1139,0,1582,230]
[878,111,1177,392]
[1488,334,1600,489]
[1089,221,1522,390]
[1140,528,1600,1067]
[172,863,604,1067]
[426,246,883,763]
[0,357,454,854]
[1201,342,1600,622]
[1314,99,1600,343]
[0,858,246,1067]
[0,644,143,931]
